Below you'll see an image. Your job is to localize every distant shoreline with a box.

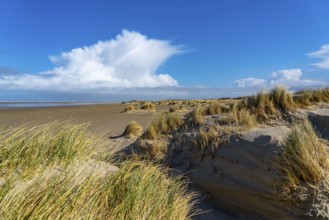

[0,102,116,108]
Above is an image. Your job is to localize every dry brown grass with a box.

[236,108,257,128]
[204,103,222,115]
[270,86,294,110]
[249,91,277,120]
[123,105,138,112]
[295,87,329,107]
[278,120,329,197]
[137,140,169,160]
[248,86,294,121]
[141,102,156,111]
[196,127,218,151]
[187,107,204,127]
[143,113,183,139]
[123,121,143,138]
[169,105,187,113]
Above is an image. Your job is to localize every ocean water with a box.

[0,102,94,108]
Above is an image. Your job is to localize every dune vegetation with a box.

[141,102,156,111]
[123,104,138,112]
[122,120,143,138]
[143,113,183,139]
[2,86,329,219]
[278,120,329,197]
[0,122,195,219]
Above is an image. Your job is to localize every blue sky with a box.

[1,0,329,101]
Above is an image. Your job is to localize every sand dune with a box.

[2,100,329,219]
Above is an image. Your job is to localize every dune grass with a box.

[169,105,186,113]
[123,105,138,112]
[236,108,257,128]
[196,128,218,151]
[295,87,329,106]
[186,107,204,127]
[270,86,294,110]
[0,122,97,178]
[248,86,294,121]
[0,160,195,219]
[278,120,329,196]
[0,122,196,219]
[141,102,156,111]
[143,113,183,139]
[123,121,143,138]
[137,140,169,160]
[204,102,222,115]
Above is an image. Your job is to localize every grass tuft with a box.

[141,102,156,111]
[248,86,294,121]
[295,87,329,107]
[236,108,257,128]
[123,121,143,138]
[187,107,204,127]
[143,113,183,139]
[123,105,137,112]
[196,128,218,151]
[278,120,329,196]
[270,86,294,111]
[204,103,221,115]
[137,140,169,160]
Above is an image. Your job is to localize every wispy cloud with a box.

[307,44,329,69]
[0,30,182,92]
[234,68,324,88]
[234,78,266,87]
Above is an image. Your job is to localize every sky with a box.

[0,0,329,101]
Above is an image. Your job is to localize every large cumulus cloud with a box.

[0,30,181,92]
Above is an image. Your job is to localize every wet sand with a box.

[0,103,169,135]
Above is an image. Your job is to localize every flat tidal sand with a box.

[0,104,168,136]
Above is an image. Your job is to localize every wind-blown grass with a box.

[204,102,221,115]
[278,120,329,196]
[295,87,329,106]
[143,113,183,139]
[123,121,143,138]
[0,160,195,219]
[0,122,195,219]
[141,102,156,111]
[249,86,294,121]
[186,107,204,127]
[0,122,97,178]
[123,105,138,112]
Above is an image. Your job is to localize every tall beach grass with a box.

[278,120,329,196]
[0,122,195,219]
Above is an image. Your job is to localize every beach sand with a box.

[0,103,170,136]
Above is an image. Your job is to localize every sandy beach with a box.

[0,103,171,135]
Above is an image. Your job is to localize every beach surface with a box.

[0,103,170,136]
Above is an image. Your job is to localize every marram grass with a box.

[278,120,329,196]
[0,121,98,178]
[0,122,195,219]
[0,160,195,220]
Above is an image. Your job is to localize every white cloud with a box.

[307,44,329,69]
[234,68,324,88]
[270,68,301,83]
[234,78,266,87]
[0,30,181,92]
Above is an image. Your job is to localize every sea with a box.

[0,102,99,108]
